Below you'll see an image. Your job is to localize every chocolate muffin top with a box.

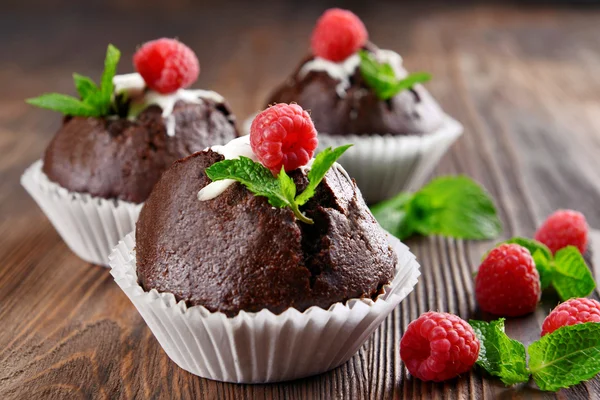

[43,94,238,204]
[135,148,397,316]
[266,48,445,136]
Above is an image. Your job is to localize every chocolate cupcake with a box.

[257,9,463,203]
[110,104,421,383]
[21,39,238,266]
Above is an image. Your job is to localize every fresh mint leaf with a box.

[205,156,291,208]
[372,176,502,240]
[529,322,600,391]
[552,246,596,300]
[278,166,297,203]
[205,146,351,224]
[295,145,352,206]
[370,192,414,239]
[27,44,120,117]
[73,73,99,100]
[358,50,431,101]
[26,93,101,117]
[276,166,313,224]
[469,319,529,385]
[100,44,120,113]
[503,237,554,289]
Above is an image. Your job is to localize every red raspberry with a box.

[541,298,600,336]
[311,8,368,62]
[475,244,541,317]
[534,209,588,254]
[250,103,318,174]
[133,38,200,94]
[400,312,480,382]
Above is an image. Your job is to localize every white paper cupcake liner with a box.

[317,116,463,204]
[109,231,420,383]
[21,160,143,266]
[243,115,463,204]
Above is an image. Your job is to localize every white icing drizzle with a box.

[297,49,407,97]
[113,73,146,95]
[375,49,407,79]
[197,136,258,201]
[299,54,360,97]
[112,73,226,137]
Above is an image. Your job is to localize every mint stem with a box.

[290,203,314,224]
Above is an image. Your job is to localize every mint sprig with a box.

[204,145,352,224]
[553,246,596,300]
[501,238,595,299]
[358,50,431,100]
[529,322,600,391]
[469,319,529,385]
[470,320,600,391]
[371,176,502,240]
[26,44,121,117]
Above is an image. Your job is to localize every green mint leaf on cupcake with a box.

[358,50,431,100]
[204,156,293,207]
[499,238,595,299]
[295,144,352,206]
[26,44,121,117]
[552,246,596,300]
[469,319,529,385]
[371,176,502,240]
[529,322,600,391]
[204,145,351,224]
[25,94,100,117]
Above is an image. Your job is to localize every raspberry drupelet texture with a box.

[541,298,600,336]
[310,8,368,62]
[133,38,200,94]
[250,103,318,174]
[475,244,541,317]
[400,312,480,382]
[534,209,589,255]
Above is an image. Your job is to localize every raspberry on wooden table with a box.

[534,209,589,255]
[133,38,200,94]
[250,103,318,174]
[541,298,600,336]
[311,8,368,62]
[400,312,480,382]
[475,243,541,317]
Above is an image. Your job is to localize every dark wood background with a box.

[2,0,600,398]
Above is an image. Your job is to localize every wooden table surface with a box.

[3,1,600,398]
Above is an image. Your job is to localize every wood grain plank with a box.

[2,2,600,399]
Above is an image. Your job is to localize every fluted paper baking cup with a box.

[243,115,463,204]
[317,116,463,204]
[109,231,419,383]
[21,160,143,266]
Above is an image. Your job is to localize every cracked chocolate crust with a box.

[265,50,446,136]
[135,149,397,316]
[42,98,238,204]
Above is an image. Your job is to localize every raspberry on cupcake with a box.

[22,39,238,265]
[260,8,463,203]
[110,103,421,382]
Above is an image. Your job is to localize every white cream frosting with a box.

[197,135,258,201]
[112,73,227,137]
[298,49,407,98]
[299,54,360,97]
